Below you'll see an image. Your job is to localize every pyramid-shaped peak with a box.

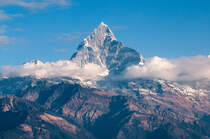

[99,21,108,27]
[93,22,115,38]
[81,22,116,49]
[71,22,144,74]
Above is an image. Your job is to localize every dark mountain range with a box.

[0,77,209,139]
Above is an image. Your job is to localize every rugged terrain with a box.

[0,22,209,139]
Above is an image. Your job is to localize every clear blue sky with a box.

[0,0,209,65]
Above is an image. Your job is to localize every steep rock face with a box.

[0,96,95,139]
[116,94,210,139]
[71,22,117,68]
[71,22,144,75]
[17,80,114,126]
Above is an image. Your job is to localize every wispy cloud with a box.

[111,25,128,30]
[0,35,15,46]
[13,27,23,32]
[124,56,210,81]
[0,10,23,21]
[0,10,11,21]
[56,33,79,41]
[0,25,18,47]
[0,0,71,21]
[56,32,88,42]
[0,0,71,10]
[0,25,8,34]
[54,48,68,53]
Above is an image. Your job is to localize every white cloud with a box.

[1,60,109,81]
[0,0,71,10]
[124,56,210,81]
[2,55,210,82]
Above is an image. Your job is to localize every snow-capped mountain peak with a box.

[82,22,116,51]
[71,22,144,74]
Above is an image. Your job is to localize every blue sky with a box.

[0,0,210,65]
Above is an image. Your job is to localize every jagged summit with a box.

[82,22,116,51]
[100,21,106,26]
[71,22,144,75]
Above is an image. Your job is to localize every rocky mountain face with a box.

[0,95,94,139]
[0,77,209,139]
[71,22,144,75]
[0,22,209,139]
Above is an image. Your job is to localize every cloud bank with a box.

[124,56,210,81]
[1,60,109,81]
[1,55,210,82]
